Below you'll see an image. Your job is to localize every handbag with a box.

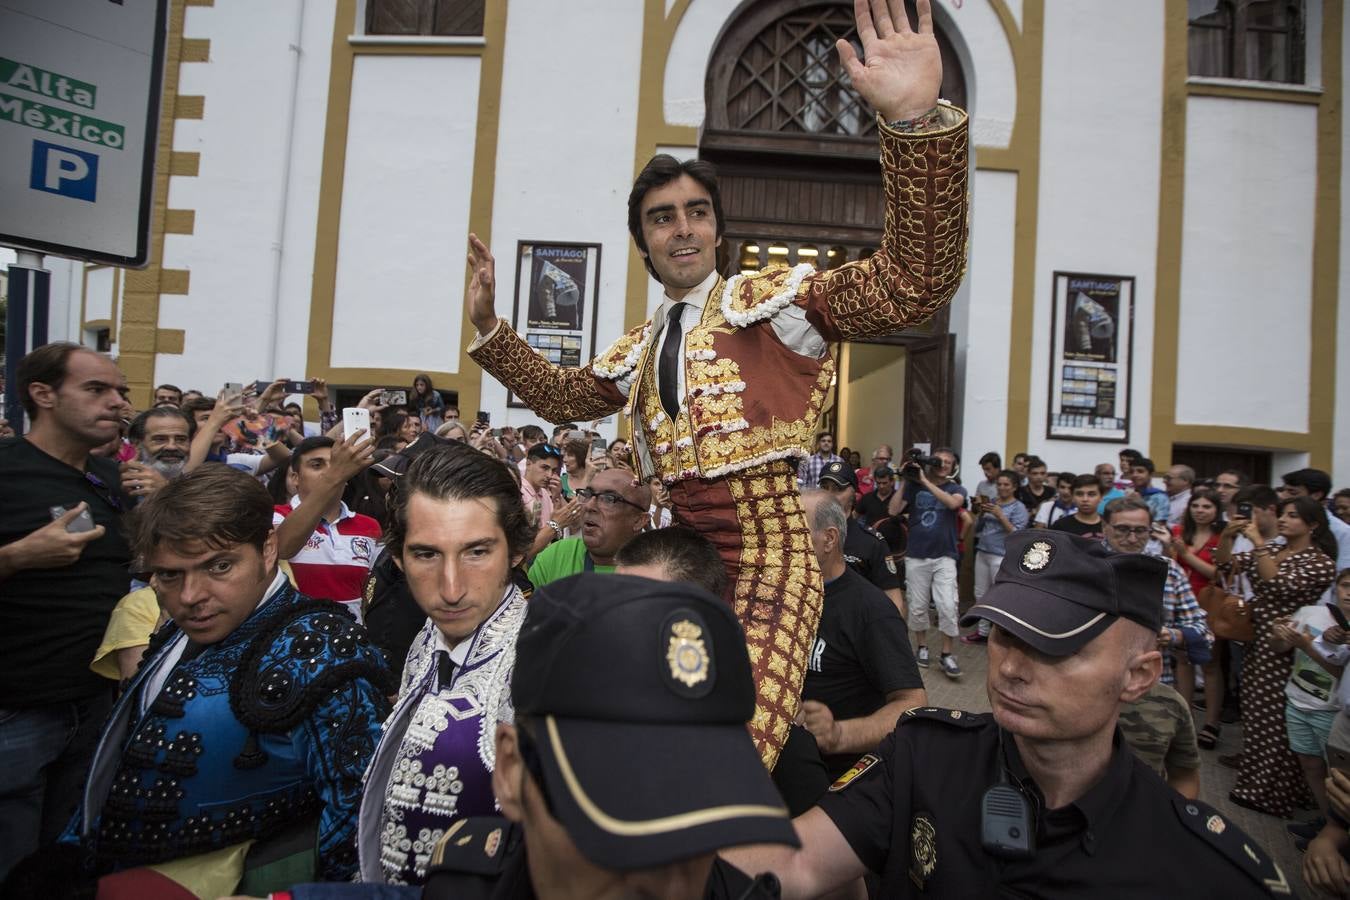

[1196,573,1255,642]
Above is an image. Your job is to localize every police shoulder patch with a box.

[427,816,521,876]
[900,707,989,729]
[828,753,881,792]
[1171,795,1291,896]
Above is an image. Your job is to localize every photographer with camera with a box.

[894,447,968,677]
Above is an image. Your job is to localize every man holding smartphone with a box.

[0,343,134,879]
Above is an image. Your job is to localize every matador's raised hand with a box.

[466,233,499,336]
[838,0,943,123]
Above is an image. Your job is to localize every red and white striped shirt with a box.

[272,498,382,605]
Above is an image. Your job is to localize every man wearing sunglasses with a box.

[528,468,651,588]
[0,343,133,879]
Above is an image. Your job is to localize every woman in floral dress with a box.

[1216,495,1338,817]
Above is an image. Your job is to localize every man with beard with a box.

[125,407,192,494]
[528,466,651,586]
[0,343,132,879]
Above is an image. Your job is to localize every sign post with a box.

[4,251,49,430]
[0,1,168,266]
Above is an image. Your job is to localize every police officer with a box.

[724,531,1295,898]
[818,460,904,615]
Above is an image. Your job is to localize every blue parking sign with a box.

[29,139,99,202]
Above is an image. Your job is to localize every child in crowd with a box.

[1273,568,1350,827]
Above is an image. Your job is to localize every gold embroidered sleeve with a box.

[467,322,626,423]
[800,105,970,341]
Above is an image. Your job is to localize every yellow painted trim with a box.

[1308,0,1342,470]
[1172,425,1311,451]
[84,319,113,330]
[351,43,484,56]
[1148,0,1188,468]
[111,0,198,406]
[305,0,507,416]
[991,0,1043,461]
[1186,81,1321,105]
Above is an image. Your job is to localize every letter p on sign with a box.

[30,139,98,202]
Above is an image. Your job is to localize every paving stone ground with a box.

[910,625,1310,896]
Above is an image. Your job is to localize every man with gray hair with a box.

[1165,464,1195,526]
[797,490,925,781]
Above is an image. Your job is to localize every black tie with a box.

[658,304,684,422]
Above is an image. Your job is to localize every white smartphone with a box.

[343,407,371,440]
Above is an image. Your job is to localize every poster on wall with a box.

[1046,271,1134,442]
[510,241,601,408]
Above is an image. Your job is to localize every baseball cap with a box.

[960,531,1166,656]
[819,460,857,490]
[512,573,798,869]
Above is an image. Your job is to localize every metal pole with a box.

[4,250,50,432]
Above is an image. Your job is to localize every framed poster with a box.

[1045,271,1134,442]
[509,241,602,409]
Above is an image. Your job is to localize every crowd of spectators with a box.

[5,343,1350,896]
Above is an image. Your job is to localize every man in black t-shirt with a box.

[798,490,926,781]
[1049,473,1107,542]
[857,466,905,551]
[819,460,905,616]
[1014,455,1054,517]
[0,343,132,878]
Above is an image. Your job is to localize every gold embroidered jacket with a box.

[469,106,969,481]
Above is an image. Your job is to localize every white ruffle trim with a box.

[593,324,652,380]
[675,436,694,449]
[695,380,746,397]
[686,348,716,361]
[648,411,667,430]
[720,263,814,328]
[654,442,672,455]
[700,446,811,481]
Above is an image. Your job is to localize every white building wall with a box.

[329,54,479,373]
[959,168,1017,462]
[1175,97,1317,433]
[1025,0,1164,474]
[158,1,337,391]
[480,0,644,435]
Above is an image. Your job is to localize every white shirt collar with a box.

[660,269,720,315]
[430,584,516,668]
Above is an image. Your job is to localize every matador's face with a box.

[637,174,722,295]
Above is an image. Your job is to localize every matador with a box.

[465,0,968,768]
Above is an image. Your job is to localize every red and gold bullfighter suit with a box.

[470,105,969,768]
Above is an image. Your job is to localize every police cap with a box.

[960,531,1166,656]
[512,573,798,869]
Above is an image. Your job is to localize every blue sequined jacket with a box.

[64,581,394,880]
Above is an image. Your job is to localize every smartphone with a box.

[1329,745,1350,774]
[50,504,96,534]
[343,407,371,440]
[1330,605,1350,631]
[283,380,315,395]
[591,436,608,451]
[1237,501,1253,519]
[567,429,585,443]
[380,389,408,407]
[223,382,244,395]
[476,410,491,426]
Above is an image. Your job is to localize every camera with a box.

[900,448,943,483]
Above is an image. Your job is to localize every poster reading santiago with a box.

[527,244,587,331]
[510,241,602,408]
[1047,272,1134,442]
